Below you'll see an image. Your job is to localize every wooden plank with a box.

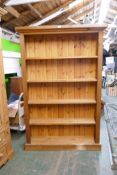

[47,0,94,25]
[0,31,13,166]
[29,0,76,26]
[27,78,97,83]
[95,31,103,143]
[31,136,95,145]
[25,136,101,151]
[59,6,94,25]
[26,56,98,60]
[16,25,107,34]
[28,99,96,105]
[29,118,96,125]
[20,34,31,143]
[0,149,13,167]
[27,4,43,18]
[0,7,7,15]
[5,6,20,18]
[5,0,51,6]
[25,143,101,151]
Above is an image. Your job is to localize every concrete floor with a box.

[1,116,117,175]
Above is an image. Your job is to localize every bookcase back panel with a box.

[25,33,98,58]
[28,82,96,100]
[31,125,94,137]
[29,104,95,120]
[27,59,97,81]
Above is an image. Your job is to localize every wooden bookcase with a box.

[0,35,13,166]
[16,25,106,151]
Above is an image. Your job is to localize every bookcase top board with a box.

[16,24,106,34]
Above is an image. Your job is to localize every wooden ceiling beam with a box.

[104,18,113,24]
[64,6,94,25]
[5,0,51,6]
[27,3,43,18]
[2,10,31,27]
[3,0,73,27]
[94,0,101,23]
[30,0,74,26]
[47,0,94,25]
[110,4,117,11]
[5,6,20,18]
[0,7,7,16]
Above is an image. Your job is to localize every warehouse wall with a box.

[1,38,21,76]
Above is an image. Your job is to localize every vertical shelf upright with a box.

[16,25,106,151]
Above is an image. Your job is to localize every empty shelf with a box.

[28,99,96,105]
[29,118,96,125]
[26,56,98,60]
[27,78,97,83]
[31,136,95,145]
[25,136,101,151]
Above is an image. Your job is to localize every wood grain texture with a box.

[27,78,97,83]
[29,118,96,125]
[0,33,13,166]
[18,25,105,150]
[16,25,106,34]
[26,56,98,60]
[95,31,103,143]
[25,136,101,151]
[25,144,101,151]
[28,99,96,105]
[20,34,31,143]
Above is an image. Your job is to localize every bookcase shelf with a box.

[28,99,96,105]
[29,118,96,125]
[26,56,98,60]
[25,136,101,151]
[27,78,97,83]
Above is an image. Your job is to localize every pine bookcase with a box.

[16,25,106,151]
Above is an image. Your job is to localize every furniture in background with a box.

[103,89,117,169]
[8,77,23,96]
[5,73,17,98]
[8,77,25,131]
[16,25,106,151]
[8,92,25,131]
[0,38,13,167]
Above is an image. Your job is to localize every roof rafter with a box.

[3,0,74,27]
[64,6,94,25]
[5,0,51,6]
[47,0,94,25]
[30,0,75,26]
[2,10,31,27]
[27,3,43,18]
[0,7,7,16]
[5,6,20,18]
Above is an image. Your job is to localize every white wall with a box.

[3,51,21,76]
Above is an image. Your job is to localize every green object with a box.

[5,78,9,97]
[1,38,21,98]
[1,38,20,52]
[5,73,17,98]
